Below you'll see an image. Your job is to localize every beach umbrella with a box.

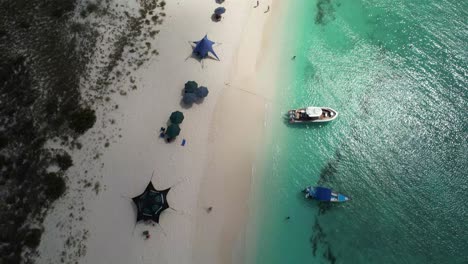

[166,124,181,138]
[214,7,226,15]
[212,13,222,22]
[215,0,225,3]
[184,81,198,93]
[192,35,220,61]
[195,86,209,98]
[170,111,184,124]
[132,182,170,224]
[183,93,198,105]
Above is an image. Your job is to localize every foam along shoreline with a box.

[36,0,281,263]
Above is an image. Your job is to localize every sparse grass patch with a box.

[93,181,100,194]
[149,30,159,38]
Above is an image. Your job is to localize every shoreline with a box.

[36,0,285,263]
[192,0,283,262]
[243,0,296,263]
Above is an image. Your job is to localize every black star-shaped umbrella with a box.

[132,182,170,223]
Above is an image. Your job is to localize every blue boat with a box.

[303,186,350,202]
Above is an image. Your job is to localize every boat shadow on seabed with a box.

[282,115,334,130]
[297,190,339,215]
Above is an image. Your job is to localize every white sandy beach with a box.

[36,0,281,263]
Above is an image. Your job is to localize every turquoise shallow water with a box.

[249,0,467,263]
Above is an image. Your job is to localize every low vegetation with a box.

[69,108,97,134]
[24,229,43,248]
[0,0,93,262]
[0,0,167,262]
[44,173,67,200]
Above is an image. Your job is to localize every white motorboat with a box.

[287,107,338,123]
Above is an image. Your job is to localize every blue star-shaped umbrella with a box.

[192,35,220,61]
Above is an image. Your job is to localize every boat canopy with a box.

[306,107,322,117]
[314,187,332,201]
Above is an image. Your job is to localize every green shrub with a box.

[0,135,7,149]
[86,2,99,13]
[69,108,96,134]
[44,172,66,200]
[45,97,57,114]
[24,228,43,248]
[56,152,73,170]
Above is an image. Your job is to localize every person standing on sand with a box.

[254,1,259,8]
[143,230,150,239]
[264,5,270,13]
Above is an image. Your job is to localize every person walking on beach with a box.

[264,5,270,13]
[254,1,259,8]
[143,230,150,240]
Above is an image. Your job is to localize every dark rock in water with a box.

[315,0,336,25]
[313,219,323,234]
[323,245,337,264]
[313,219,327,240]
[311,235,318,256]
[310,217,341,264]
[335,149,343,163]
[319,159,338,184]
[318,202,333,215]
[311,219,329,257]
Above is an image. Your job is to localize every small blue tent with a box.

[193,35,220,61]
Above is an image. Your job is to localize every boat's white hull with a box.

[287,107,338,123]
